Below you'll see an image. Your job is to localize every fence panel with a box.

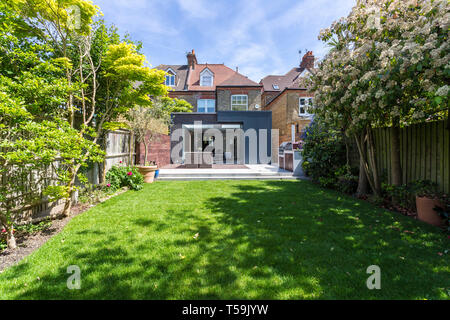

[372,120,449,193]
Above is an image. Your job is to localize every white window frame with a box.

[299,97,314,116]
[200,68,214,87]
[231,94,248,111]
[197,99,216,113]
[165,68,176,86]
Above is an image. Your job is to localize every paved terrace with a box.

[158,164,306,181]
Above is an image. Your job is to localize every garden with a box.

[0,0,449,301]
[0,180,448,299]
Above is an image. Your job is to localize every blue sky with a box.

[93,0,356,82]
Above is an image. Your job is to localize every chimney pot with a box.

[187,49,198,69]
[300,51,315,69]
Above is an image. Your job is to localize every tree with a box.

[125,107,169,166]
[0,4,77,249]
[124,98,193,166]
[8,1,173,216]
[311,0,449,195]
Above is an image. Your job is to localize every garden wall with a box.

[135,133,171,167]
[372,120,449,193]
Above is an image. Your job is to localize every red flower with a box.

[107,184,111,187]
[120,161,122,164]
[1,229,6,233]
[127,172,133,176]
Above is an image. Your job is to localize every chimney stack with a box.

[187,49,198,69]
[236,66,239,73]
[300,51,315,69]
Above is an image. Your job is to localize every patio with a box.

[158,164,302,181]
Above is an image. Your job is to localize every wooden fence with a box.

[85,130,135,184]
[373,120,449,193]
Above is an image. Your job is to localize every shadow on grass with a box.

[2,180,449,299]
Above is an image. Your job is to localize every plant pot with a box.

[136,165,158,183]
[416,196,444,227]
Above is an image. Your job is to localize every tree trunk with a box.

[129,132,135,165]
[356,155,369,196]
[62,167,77,217]
[101,163,107,183]
[367,127,381,195]
[345,139,350,167]
[390,118,402,186]
[0,216,16,250]
[354,128,381,197]
[143,139,148,166]
[98,133,107,184]
[7,228,16,250]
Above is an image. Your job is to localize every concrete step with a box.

[158,171,294,177]
[157,175,302,181]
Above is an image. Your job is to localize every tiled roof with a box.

[188,64,260,91]
[156,62,260,92]
[260,67,316,92]
[155,64,189,91]
[260,49,317,92]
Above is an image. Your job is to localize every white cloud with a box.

[94,0,178,36]
[175,0,219,19]
[92,0,357,80]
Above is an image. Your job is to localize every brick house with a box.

[153,50,272,165]
[261,51,316,143]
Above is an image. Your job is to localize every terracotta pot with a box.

[136,165,158,183]
[416,196,444,227]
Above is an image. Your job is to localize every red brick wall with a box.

[136,133,171,167]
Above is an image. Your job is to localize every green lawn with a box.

[0,180,448,299]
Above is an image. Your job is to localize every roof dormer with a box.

[200,68,214,87]
[165,67,176,86]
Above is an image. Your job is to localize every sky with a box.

[92,0,356,82]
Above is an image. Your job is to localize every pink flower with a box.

[120,161,122,164]
[127,172,133,176]
[107,184,111,187]
[1,229,6,233]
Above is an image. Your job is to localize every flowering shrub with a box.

[301,122,346,183]
[309,0,449,196]
[106,165,144,191]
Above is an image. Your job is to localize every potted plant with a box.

[413,180,445,227]
[433,197,450,232]
[124,106,169,183]
[136,161,158,184]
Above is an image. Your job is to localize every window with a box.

[165,68,176,86]
[231,95,248,111]
[200,69,214,86]
[197,99,215,113]
[165,74,175,86]
[273,84,279,90]
[299,97,314,116]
